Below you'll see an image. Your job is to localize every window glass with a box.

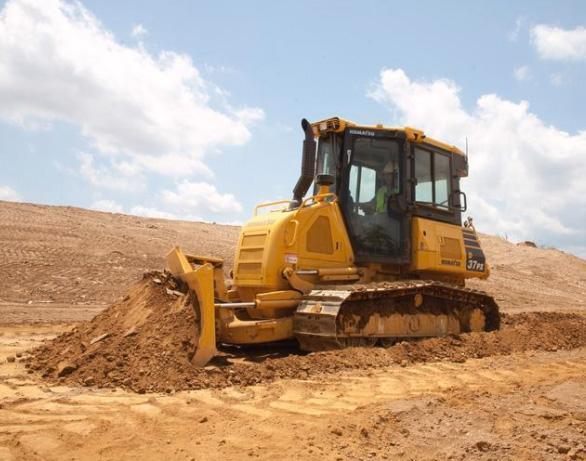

[315,134,340,193]
[415,148,433,203]
[348,165,358,202]
[347,165,375,216]
[359,167,376,203]
[435,154,450,208]
[316,136,336,176]
[415,148,451,209]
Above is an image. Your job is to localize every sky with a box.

[0,0,585,256]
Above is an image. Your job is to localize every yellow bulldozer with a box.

[167,117,499,366]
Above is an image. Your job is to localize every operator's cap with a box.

[383,161,396,173]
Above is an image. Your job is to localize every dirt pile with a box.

[27,272,200,393]
[27,272,586,393]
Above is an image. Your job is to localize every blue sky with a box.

[0,0,585,256]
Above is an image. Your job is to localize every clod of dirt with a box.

[475,441,491,452]
[90,333,110,345]
[57,361,77,377]
[517,241,537,248]
[28,271,586,393]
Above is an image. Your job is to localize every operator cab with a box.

[312,118,468,265]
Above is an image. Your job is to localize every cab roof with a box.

[311,116,465,157]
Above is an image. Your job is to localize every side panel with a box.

[232,201,355,295]
[233,211,292,293]
[297,201,354,268]
[410,217,489,279]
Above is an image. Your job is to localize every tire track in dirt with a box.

[1,352,585,460]
[6,352,585,421]
[2,324,586,461]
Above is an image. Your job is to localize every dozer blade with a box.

[293,280,500,351]
[166,247,217,367]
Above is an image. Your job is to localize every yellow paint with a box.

[165,247,217,366]
[221,316,293,344]
[233,196,355,296]
[311,116,465,156]
[410,217,489,279]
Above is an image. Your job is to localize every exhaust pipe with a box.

[291,118,317,206]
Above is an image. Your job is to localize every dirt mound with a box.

[27,272,200,392]
[27,274,586,393]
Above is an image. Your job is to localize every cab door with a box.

[339,129,411,264]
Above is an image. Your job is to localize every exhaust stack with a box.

[291,118,317,206]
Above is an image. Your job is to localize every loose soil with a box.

[2,201,586,461]
[3,326,586,461]
[27,272,586,393]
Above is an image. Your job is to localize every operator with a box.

[374,160,400,213]
[356,159,401,253]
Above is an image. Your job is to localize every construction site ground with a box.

[1,201,586,461]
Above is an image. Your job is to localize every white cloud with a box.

[513,65,531,82]
[89,182,243,222]
[531,24,586,61]
[203,63,236,75]
[369,68,586,251]
[0,0,264,184]
[89,201,180,220]
[131,23,147,38]
[89,201,183,221]
[233,107,265,125]
[78,153,144,192]
[0,185,20,201]
[508,17,525,42]
[550,72,567,87]
[90,199,123,213]
[129,205,177,220]
[162,180,243,215]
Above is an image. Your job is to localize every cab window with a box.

[348,164,376,215]
[314,133,341,193]
[414,147,451,209]
[434,153,450,208]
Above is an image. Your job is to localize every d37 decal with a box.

[467,259,485,272]
[466,249,486,272]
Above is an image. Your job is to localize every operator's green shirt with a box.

[375,186,389,213]
[376,182,400,213]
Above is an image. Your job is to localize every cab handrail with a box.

[254,199,290,216]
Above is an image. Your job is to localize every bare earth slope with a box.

[1,200,585,315]
[468,234,586,313]
[0,200,239,308]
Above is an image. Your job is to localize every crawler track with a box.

[294,281,500,351]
